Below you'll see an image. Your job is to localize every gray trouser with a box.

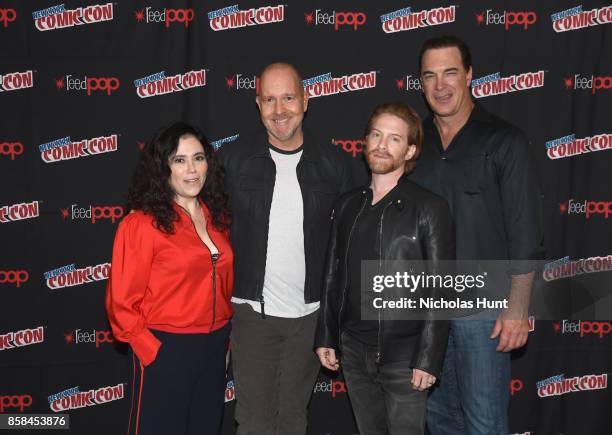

[231,303,320,435]
[341,331,427,435]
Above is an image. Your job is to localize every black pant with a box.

[127,323,230,435]
[341,331,427,435]
[231,303,320,435]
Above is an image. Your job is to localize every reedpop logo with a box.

[559,199,612,218]
[333,139,364,158]
[304,10,366,30]
[134,7,194,27]
[475,10,537,30]
[510,379,523,395]
[55,75,120,96]
[313,379,347,398]
[0,8,17,27]
[0,270,29,287]
[225,74,259,91]
[0,395,33,412]
[395,75,422,91]
[60,204,124,224]
[0,142,24,160]
[563,74,612,94]
[64,329,114,347]
[553,320,612,338]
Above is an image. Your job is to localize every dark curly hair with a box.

[127,121,231,234]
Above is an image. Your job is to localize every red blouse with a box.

[105,201,233,366]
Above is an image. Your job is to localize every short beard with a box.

[365,151,405,175]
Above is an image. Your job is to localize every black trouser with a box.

[341,331,427,435]
[231,303,320,435]
[127,323,230,435]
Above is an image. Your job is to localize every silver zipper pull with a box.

[260,298,266,319]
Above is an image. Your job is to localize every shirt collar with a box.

[250,128,321,162]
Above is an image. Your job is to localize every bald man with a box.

[217,63,354,435]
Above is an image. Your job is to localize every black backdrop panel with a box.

[1,1,611,434]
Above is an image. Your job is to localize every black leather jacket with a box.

[216,131,354,309]
[314,176,454,376]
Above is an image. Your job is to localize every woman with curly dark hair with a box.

[105,121,233,435]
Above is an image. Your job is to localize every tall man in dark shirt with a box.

[409,36,543,435]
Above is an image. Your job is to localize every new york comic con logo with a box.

[0,200,39,224]
[380,5,455,33]
[38,135,118,163]
[551,5,612,33]
[564,74,612,94]
[542,255,612,282]
[0,70,34,93]
[545,132,612,159]
[536,373,607,398]
[471,71,545,98]
[32,3,114,31]
[134,7,194,27]
[0,8,17,27]
[302,71,376,99]
[208,4,284,31]
[475,10,537,30]
[0,326,44,351]
[55,74,120,96]
[44,263,110,290]
[225,380,235,402]
[211,134,240,151]
[304,9,366,30]
[48,384,124,412]
[133,70,206,98]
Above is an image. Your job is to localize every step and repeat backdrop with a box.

[1,0,611,434]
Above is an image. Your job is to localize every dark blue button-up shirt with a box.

[410,105,543,272]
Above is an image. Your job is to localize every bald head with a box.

[255,62,308,151]
[258,63,304,98]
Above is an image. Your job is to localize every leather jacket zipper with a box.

[375,200,395,369]
[337,193,368,350]
[259,296,266,319]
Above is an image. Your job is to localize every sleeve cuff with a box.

[129,328,161,367]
